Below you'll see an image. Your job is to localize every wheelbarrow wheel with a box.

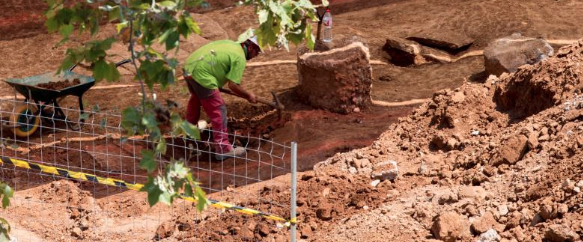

[10,104,40,137]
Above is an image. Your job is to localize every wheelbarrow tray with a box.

[5,71,95,102]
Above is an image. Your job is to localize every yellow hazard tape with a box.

[0,156,296,225]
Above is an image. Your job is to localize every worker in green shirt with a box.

[183,37,261,161]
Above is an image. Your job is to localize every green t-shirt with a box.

[184,40,247,89]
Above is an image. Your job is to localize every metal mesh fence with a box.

[0,96,297,241]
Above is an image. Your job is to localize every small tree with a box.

[43,0,326,210]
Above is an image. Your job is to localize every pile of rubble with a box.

[318,40,583,241]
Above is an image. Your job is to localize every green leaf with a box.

[237,28,255,43]
[165,31,180,51]
[46,18,59,32]
[180,121,200,140]
[143,177,162,206]
[158,29,172,45]
[158,191,172,205]
[305,24,315,50]
[184,16,201,35]
[116,22,128,33]
[258,9,269,24]
[121,107,142,135]
[105,62,121,82]
[158,1,177,9]
[139,150,157,173]
[59,24,74,39]
[156,138,167,155]
[93,59,108,81]
[142,112,158,130]
[0,217,10,242]
[108,6,121,22]
[195,186,207,212]
[184,183,194,197]
[1,185,12,209]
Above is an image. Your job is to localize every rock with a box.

[477,229,501,242]
[371,179,381,187]
[545,224,580,242]
[371,160,399,181]
[574,187,581,193]
[530,214,544,226]
[451,91,466,103]
[155,221,174,240]
[431,133,448,150]
[301,173,314,181]
[484,34,553,76]
[256,223,270,237]
[557,204,568,215]
[71,227,83,238]
[506,211,521,229]
[353,158,371,169]
[539,199,557,220]
[494,134,528,165]
[239,226,254,240]
[431,211,470,242]
[538,134,550,142]
[446,138,458,150]
[297,41,372,114]
[300,225,312,238]
[322,187,331,197]
[437,190,459,205]
[562,179,576,193]
[471,211,501,234]
[458,186,487,202]
[382,36,426,66]
[407,30,474,51]
[316,207,333,221]
[564,109,583,122]
[577,180,583,188]
[418,161,428,175]
[497,205,509,216]
[527,132,539,149]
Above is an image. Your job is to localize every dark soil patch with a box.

[37,79,81,90]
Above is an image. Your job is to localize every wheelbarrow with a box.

[2,59,131,137]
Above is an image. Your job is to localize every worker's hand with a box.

[247,93,257,104]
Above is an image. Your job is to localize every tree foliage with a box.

[0,183,13,242]
[44,0,325,212]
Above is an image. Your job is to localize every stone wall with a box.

[297,42,373,114]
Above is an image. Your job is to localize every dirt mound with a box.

[40,180,106,240]
[312,40,583,241]
[37,79,81,90]
[155,169,395,241]
[494,40,583,119]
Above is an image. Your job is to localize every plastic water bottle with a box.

[322,9,333,43]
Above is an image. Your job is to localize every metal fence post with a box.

[290,142,298,242]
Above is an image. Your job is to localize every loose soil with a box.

[2,0,583,241]
[36,79,81,90]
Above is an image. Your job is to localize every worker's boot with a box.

[215,146,246,161]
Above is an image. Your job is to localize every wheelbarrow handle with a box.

[68,59,132,72]
[115,59,132,67]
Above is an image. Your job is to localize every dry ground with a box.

[2,0,583,241]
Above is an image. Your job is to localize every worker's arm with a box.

[228,81,257,103]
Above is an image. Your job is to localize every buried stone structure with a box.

[297,41,373,114]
